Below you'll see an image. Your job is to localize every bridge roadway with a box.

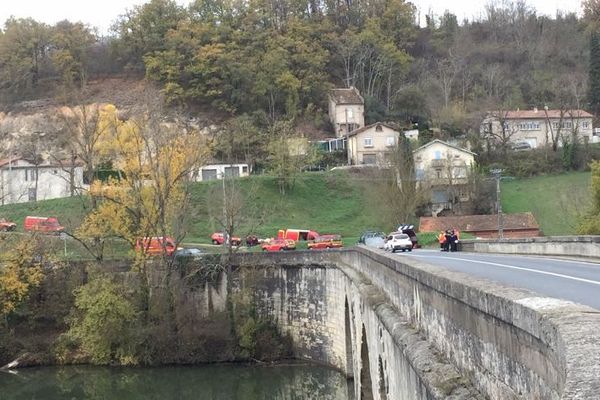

[399,249,600,310]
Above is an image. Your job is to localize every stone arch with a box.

[344,297,354,378]
[378,356,388,400]
[360,324,374,400]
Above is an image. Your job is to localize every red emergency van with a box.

[23,216,64,233]
[135,237,177,256]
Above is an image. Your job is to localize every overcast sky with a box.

[0,0,583,34]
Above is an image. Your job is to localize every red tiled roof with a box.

[0,158,22,167]
[419,212,539,233]
[329,87,364,105]
[491,109,593,119]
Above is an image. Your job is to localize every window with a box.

[555,121,574,130]
[24,169,37,181]
[28,188,36,202]
[518,121,540,131]
[386,136,395,147]
[364,137,373,147]
[434,151,442,160]
[242,166,248,173]
[436,169,442,179]
[583,121,590,129]
[415,169,425,181]
[362,154,377,165]
[346,108,354,122]
[375,125,383,132]
[453,167,467,178]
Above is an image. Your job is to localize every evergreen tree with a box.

[588,32,600,115]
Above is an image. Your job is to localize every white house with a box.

[196,164,249,181]
[413,140,477,215]
[328,87,365,138]
[0,158,84,205]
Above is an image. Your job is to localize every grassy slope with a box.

[0,172,386,248]
[185,172,383,244]
[501,171,591,236]
[0,171,590,256]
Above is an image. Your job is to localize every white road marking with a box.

[407,254,600,286]
[415,250,600,268]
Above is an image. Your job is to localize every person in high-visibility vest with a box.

[438,231,446,251]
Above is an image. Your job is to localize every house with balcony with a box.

[346,122,401,166]
[328,87,365,138]
[480,108,595,148]
[413,140,476,216]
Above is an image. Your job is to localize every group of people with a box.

[438,229,460,252]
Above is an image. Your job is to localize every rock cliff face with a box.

[0,77,226,160]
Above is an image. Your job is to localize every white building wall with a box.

[348,125,400,166]
[481,116,594,148]
[0,163,84,205]
[196,164,250,182]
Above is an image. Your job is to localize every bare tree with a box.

[481,107,519,156]
[373,137,428,226]
[55,102,113,202]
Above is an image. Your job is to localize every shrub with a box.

[65,276,139,365]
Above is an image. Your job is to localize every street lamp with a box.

[490,168,504,239]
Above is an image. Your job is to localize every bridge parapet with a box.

[460,235,600,260]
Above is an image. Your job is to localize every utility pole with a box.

[491,169,504,239]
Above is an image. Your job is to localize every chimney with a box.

[533,107,538,113]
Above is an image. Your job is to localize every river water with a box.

[0,363,355,400]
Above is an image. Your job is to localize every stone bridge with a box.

[229,247,600,400]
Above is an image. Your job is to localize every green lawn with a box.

[0,170,589,259]
[0,172,390,257]
[501,171,591,236]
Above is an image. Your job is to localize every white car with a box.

[384,233,413,253]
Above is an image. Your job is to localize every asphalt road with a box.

[397,249,600,311]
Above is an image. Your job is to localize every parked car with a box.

[277,229,319,241]
[136,237,177,256]
[211,232,242,246]
[0,218,16,232]
[261,239,296,252]
[23,216,64,233]
[396,225,419,248]
[246,235,260,247]
[174,248,204,259]
[308,234,343,250]
[510,141,532,151]
[358,230,386,248]
[384,233,413,253]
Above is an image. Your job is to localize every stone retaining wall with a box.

[460,236,600,259]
